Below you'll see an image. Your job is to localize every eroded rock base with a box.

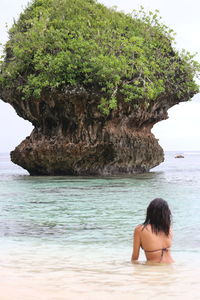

[11,129,163,176]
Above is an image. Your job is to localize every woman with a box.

[131,198,174,264]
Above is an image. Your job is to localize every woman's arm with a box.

[131,226,141,263]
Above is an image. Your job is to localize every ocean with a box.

[0,151,200,300]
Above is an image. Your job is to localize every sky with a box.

[0,0,200,152]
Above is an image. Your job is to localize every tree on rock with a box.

[0,0,199,175]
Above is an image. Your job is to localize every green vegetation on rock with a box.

[0,0,199,114]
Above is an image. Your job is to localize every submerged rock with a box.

[0,0,199,175]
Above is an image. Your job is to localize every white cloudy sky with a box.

[0,0,200,152]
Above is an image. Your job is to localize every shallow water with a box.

[0,152,200,299]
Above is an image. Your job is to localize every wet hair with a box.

[143,198,171,236]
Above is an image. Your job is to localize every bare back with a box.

[131,224,174,264]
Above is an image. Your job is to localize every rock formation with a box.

[0,0,199,175]
[0,86,193,175]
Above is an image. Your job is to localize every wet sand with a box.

[0,257,200,300]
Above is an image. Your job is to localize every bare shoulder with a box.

[134,224,144,233]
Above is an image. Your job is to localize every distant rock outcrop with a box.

[175,154,184,159]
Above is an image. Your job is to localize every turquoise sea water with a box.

[0,152,200,300]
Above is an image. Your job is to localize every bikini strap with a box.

[161,248,168,257]
[144,247,169,253]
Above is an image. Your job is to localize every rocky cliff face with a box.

[0,85,190,175]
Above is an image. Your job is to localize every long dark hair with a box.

[143,198,171,236]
